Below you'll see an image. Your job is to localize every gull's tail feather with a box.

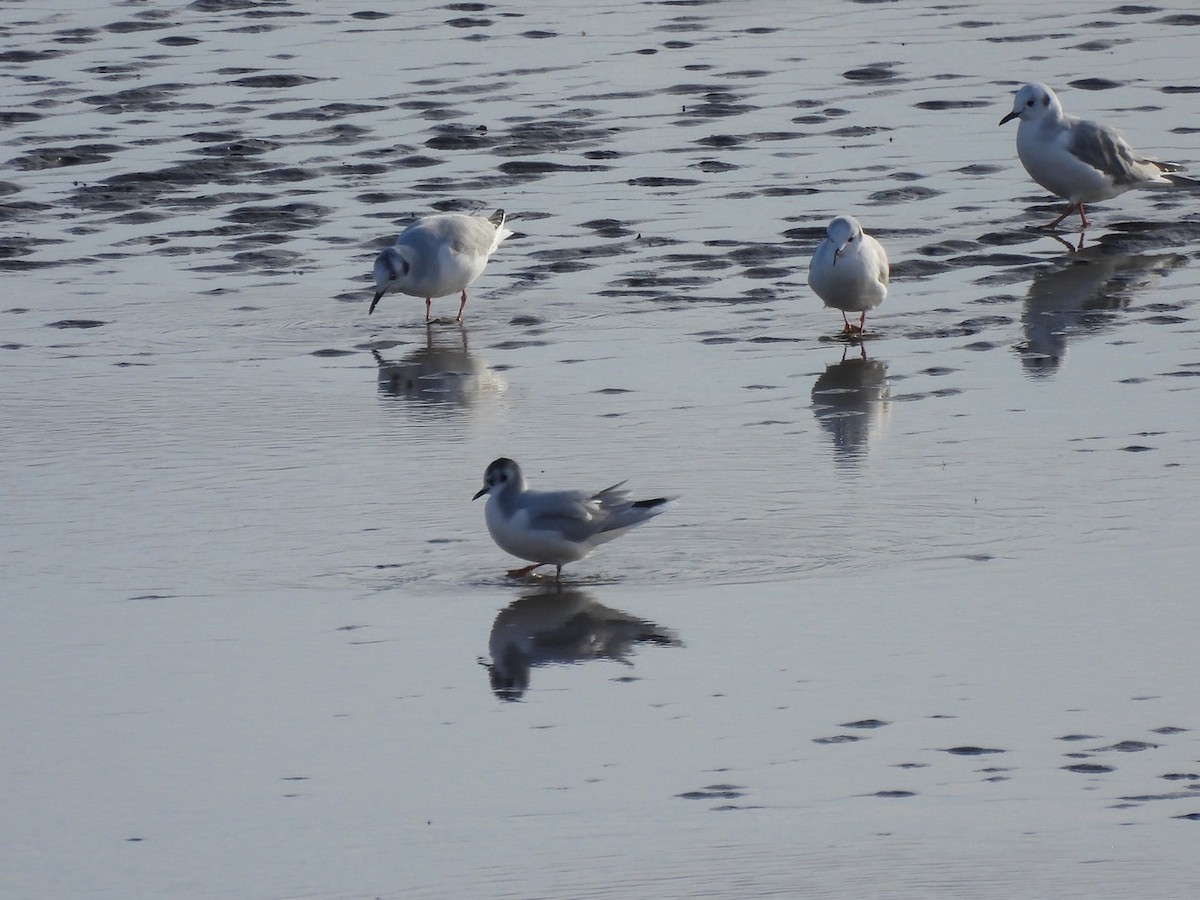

[1163,172,1200,190]
[591,481,629,504]
[599,495,678,538]
[1142,158,1199,190]
[632,497,672,511]
[488,208,514,250]
[1150,159,1186,174]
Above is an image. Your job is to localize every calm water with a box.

[4,1,1200,897]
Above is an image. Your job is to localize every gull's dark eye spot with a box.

[1026,98,1034,107]
[500,473,508,482]
[401,260,410,275]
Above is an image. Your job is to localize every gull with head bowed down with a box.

[807,215,889,335]
[370,209,512,322]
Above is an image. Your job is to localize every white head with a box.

[472,457,525,501]
[825,215,864,263]
[1000,83,1062,126]
[369,246,415,314]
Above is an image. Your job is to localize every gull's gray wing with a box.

[1067,119,1155,185]
[875,243,890,286]
[513,488,608,542]
[420,214,499,258]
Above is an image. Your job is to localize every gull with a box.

[471,458,675,581]
[1000,82,1191,229]
[370,209,512,322]
[807,215,889,334]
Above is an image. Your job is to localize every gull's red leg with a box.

[506,563,544,578]
[1047,203,1077,229]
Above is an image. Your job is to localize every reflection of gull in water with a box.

[811,348,891,461]
[372,326,506,404]
[481,589,682,701]
[1018,246,1184,376]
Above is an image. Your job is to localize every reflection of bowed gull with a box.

[372,327,506,404]
[481,589,682,700]
[1000,83,1192,230]
[369,209,512,322]
[1018,245,1184,376]
[808,215,889,335]
[472,458,676,582]
[811,349,891,460]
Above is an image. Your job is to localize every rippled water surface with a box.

[4,1,1200,897]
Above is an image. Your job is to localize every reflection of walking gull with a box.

[372,327,506,405]
[369,209,512,322]
[807,215,889,335]
[1000,83,1192,230]
[472,458,676,582]
[811,349,891,460]
[481,589,682,700]
[1018,246,1183,376]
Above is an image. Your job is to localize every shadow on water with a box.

[1016,234,1189,377]
[480,588,682,701]
[810,345,891,465]
[369,325,507,405]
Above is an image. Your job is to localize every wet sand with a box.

[3,1,1200,897]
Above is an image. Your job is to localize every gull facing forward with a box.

[370,209,512,322]
[1000,83,1191,229]
[807,215,889,334]
[472,458,675,582]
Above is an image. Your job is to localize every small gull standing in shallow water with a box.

[807,215,889,335]
[472,458,675,582]
[1000,82,1191,229]
[370,209,512,322]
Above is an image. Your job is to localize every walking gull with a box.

[472,458,675,582]
[1000,83,1192,229]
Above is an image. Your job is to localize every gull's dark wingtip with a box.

[632,496,675,510]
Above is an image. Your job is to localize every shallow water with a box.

[4,1,1200,897]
